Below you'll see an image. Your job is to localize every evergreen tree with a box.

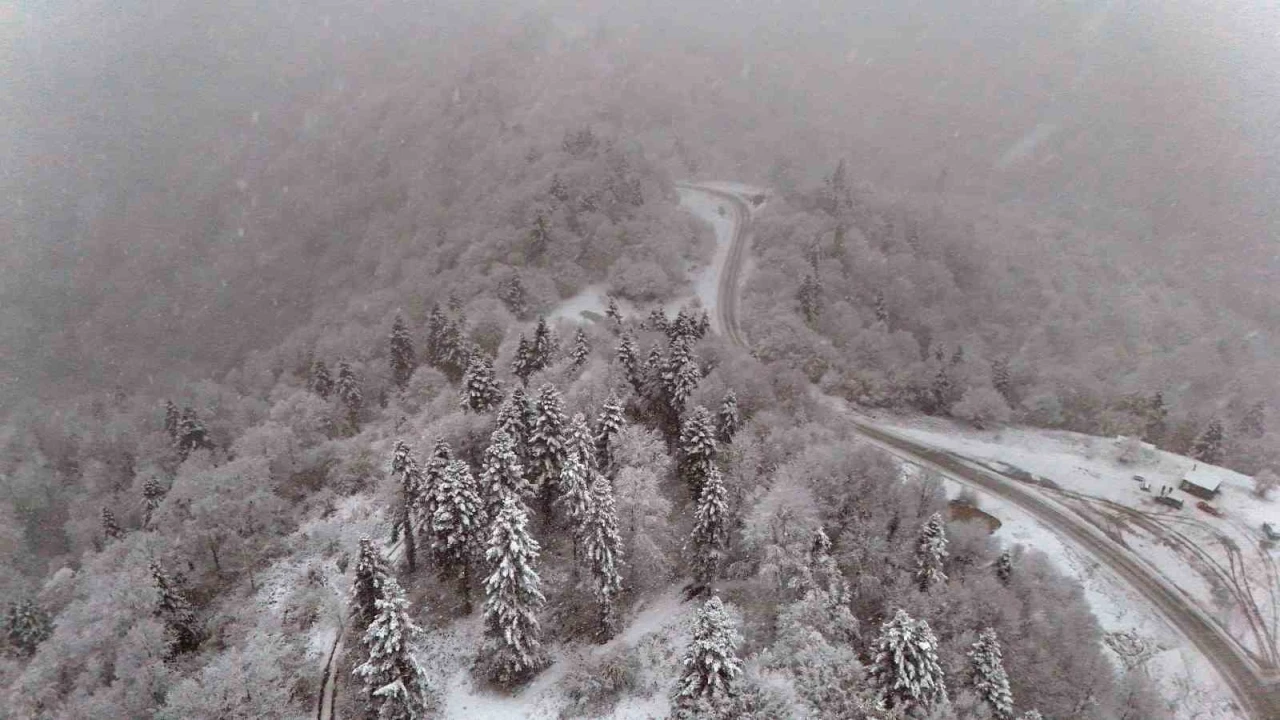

[969,628,1014,720]
[931,366,955,415]
[1144,391,1168,444]
[548,173,569,204]
[101,506,124,542]
[5,599,53,656]
[353,573,437,720]
[995,549,1013,586]
[916,512,949,591]
[337,360,363,430]
[481,493,549,686]
[528,212,552,262]
[605,296,623,328]
[163,400,180,440]
[594,392,626,471]
[431,459,483,609]
[716,390,740,444]
[663,337,701,418]
[496,389,531,456]
[673,596,742,715]
[616,331,642,394]
[461,354,504,412]
[582,470,623,640]
[152,561,201,654]
[142,475,166,527]
[529,383,568,506]
[437,318,472,381]
[645,307,669,335]
[390,441,425,573]
[556,414,596,545]
[351,537,395,633]
[991,358,1012,403]
[424,304,449,367]
[1241,401,1267,439]
[531,316,558,371]
[500,274,530,319]
[690,467,729,588]
[311,358,334,399]
[679,406,719,496]
[479,430,528,521]
[512,335,535,386]
[389,313,417,390]
[874,291,889,326]
[175,406,210,460]
[569,327,590,369]
[1192,418,1226,465]
[1020,712,1043,720]
[797,273,822,324]
[642,344,665,401]
[869,609,948,711]
[420,437,452,524]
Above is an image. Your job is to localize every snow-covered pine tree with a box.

[669,308,694,342]
[142,475,166,526]
[582,470,623,640]
[152,560,201,654]
[869,609,948,711]
[531,316,558,371]
[437,318,472,381]
[616,331,642,394]
[390,440,425,573]
[461,354,503,412]
[529,383,568,508]
[690,467,729,588]
[641,344,665,401]
[995,549,1013,586]
[500,274,530,319]
[673,596,742,716]
[1192,417,1226,465]
[555,414,596,547]
[1019,712,1043,720]
[495,388,531,457]
[481,493,549,686]
[606,296,623,329]
[969,627,1014,720]
[663,337,701,418]
[645,307,669,335]
[5,599,53,656]
[337,359,363,430]
[420,437,452,522]
[679,406,719,496]
[694,309,710,339]
[389,313,417,389]
[810,526,843,594]
[991,358,1012,402]
[874,291,889,326]
[931,366,955,415]
[163,400,180,440]
[594,392,626,471]
[1239,401,1267,439]
[176,406,210,459]
[353,569,437,719]
[479,430,528,521]
[512,335,535,386]
[424,304,449,368]
[528,211,551,261]
[570,328,590,369]
[431,459,483,609]
[311,358,334,399]
[916,512,950,591]
[716,390,740,444]
[101,506,124,542]
[351,537,395,632]
[797,273,822,324]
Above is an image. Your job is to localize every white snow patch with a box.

[882,415,1264,720]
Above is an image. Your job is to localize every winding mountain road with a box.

[682,182,1280,720]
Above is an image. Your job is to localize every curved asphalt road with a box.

[683,182,1280,720]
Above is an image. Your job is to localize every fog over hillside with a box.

[4,0,1280,407]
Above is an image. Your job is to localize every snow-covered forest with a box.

[4,0,1279,718]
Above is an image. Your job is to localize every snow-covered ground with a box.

[425,585,695,719]
[886,415,1280,720]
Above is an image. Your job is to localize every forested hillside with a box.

[2,0,1276,717]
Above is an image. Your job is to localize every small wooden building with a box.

[1179,464,1222,500]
